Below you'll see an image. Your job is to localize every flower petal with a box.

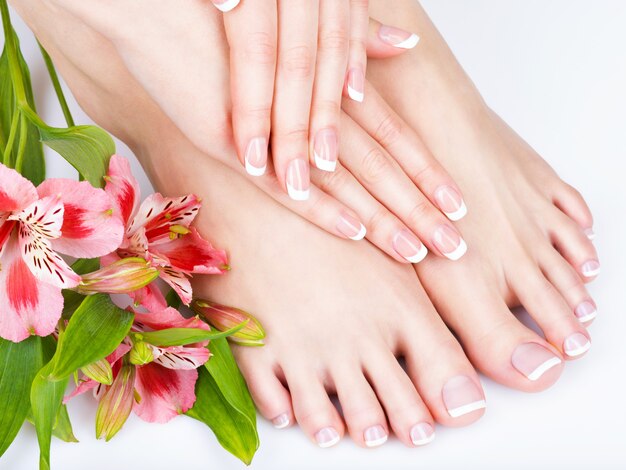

[150,345,210,370]
[37,179,124,258]
[96,364,136,441]
[0,163,38,212]
[104,155,140,226]
[133,363,198,423]
[63,378,98,404]
[9,195,64,240]
[133,306,208,331]
[129,282,168,313]
[152,228,228,275]
[158,267,193,305]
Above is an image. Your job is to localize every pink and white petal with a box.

[0,234,64,342]
[63,378,98,404]
[37,179,124,258]
[10,195,64,240]
[128,282,168,313]
[150,345,210,370]
[117,227,149,261]
[133,364,198,423]
[152,228,228,275]
[0,164,38,212]
[104,155,140,226]
[107,342,132,366]
[133,306,207,331]
[158,267,193,305]
[0,219,15,254]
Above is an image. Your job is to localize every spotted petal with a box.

[0,163,38,212]
[104,155,140,226]
[10,195,64,240]
[150,344,210,370]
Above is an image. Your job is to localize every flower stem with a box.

[14,113,27,172]
[2,111,18,166]
[38,43,75,127]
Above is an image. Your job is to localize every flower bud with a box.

[77,257,159,295]
[95,364,136,441]
[81,358,113,385]
[129,340,154,365]
[192,300,265,347]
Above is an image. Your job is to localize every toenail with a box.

[337,212,367,240]
[563,333,591,357]
[512,343,562,381]
[583,227,596,240]
[581,260,601,278]
[315,427,340,448]
[364,425,388,447]
[442,375,486,418]
[410,423,435,446]
[393,229,428,263]
[433,225,468,261]
[575,301,597,323]
[434,185,467,221]
[272,413,290,429]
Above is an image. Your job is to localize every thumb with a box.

[366,18,420,59]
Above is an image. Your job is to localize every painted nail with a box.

[347,67,365,102]
[336,212,366,240]
[211,0,240,12]
[314,128,338,172]
[315,427,340,448]
[364,425,388,447]
[378,25,420,49]
[581,260,600,278]
[442,375,486,418]
[584,227,596,240]
[512,343,562,381]
[272,413,290,429]
[575,301,597,323]
[434,186,467,221]
[393,229,428,263]
[286,158,310,201]
[563,333,591,357]
[244,137,267,176]
[433,225,467,261]
[410,423,435,446]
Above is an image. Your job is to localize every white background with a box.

[3,1,626,469]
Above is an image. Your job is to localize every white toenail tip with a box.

[245,160,266,177]
[582,268,600,278]
[577,310,597,323]
[365,435,388,448]
[213,0,240,12]
[392,33,420,50]
[405,244,429,264]
[318,436,341,448]
[447,399,486,418]
[565,341,591,357]
[412,433,436,446]
[272,415,290,429]
[347,86,364,103]
[286,184,310,201]
[584,228,596,240]
[314,153,337,172]
[444,201,468,222]
[444,238,467,261]
[527,357,562,381]
[349,224,367,241]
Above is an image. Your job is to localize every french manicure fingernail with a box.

[575,301,597,323]
[584,227,596,240]
[347,68,365,102]
[512,343,562,381]
[434,186,467,221]
[378,24,420,49]
[410,423,435,446]
[314,128,338,172]
[272,413,290,429]
[442,375,486,418]
[393,229,428,263]
[433,225,467,261]
[286,158,310,201]
[211,0,240,12]
[564,333,591,357]
[315,427,340,448]
[337,212,366,240]
[244,137,267,176]
[581,260,600,278]
[364,425,388,447]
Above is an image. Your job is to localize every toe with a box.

[549,213,600,282]
[552,181,594,232]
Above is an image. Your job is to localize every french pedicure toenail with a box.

[211,0,240,12]
[434,186,467,221]
[442,375,486,418]
[286,158,310,201]
[347,67,365,102]
[271,413,290,429]
[393,229,428,263]
[315,427,341,448]
[581,260,601,278]
[563,333,591,357]
[314,128,338,172]
[336,212,367,240]
[512,343,562,381]
[410,423,435,446]
[575,301,597,323]
[244,137,267,176]
[433,225,467,261]
[584,227,596,240]
[378,25,420,50]
[364,425,388,448]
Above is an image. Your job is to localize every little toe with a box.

[549,213,600,281]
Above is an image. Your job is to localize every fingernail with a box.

[442,375,486,418]
[314,128,338,172]
[584,227,596,240]
[575,301,597,323]
[336,212,366,240]
[393,229,428,263]
[410,423,435,446]
[581,260,600,278]
[378,24,420,49]
[315,427,340,448]
[272,413,290,429]
[211,0,240,12]
[364,425,388,447]
[563,333,591,357]
[347,68,365,102]
[512,343,562,381]
[434,186,467,221]
[286,158,310,201]
[433,225,467,261]
[244,137,267,176]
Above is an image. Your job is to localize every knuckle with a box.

[281,44,314,79]
[283,127,309,144]
[367,207,391,235]
[318,28,349,54]
[313,98,341,119]
[316,166,350,193]
[374,113,403,147]
[234,103,272,122]
[360,148,392,185]
[244,31,277,65]
[410,161,437,184]
[406,199,431,227]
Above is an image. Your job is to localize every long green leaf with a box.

[26,405,78,443]
[138,322,247,347]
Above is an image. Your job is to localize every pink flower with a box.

[104,155,228,304]
[0,164,124,342]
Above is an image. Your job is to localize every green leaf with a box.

[165,289,182,309]
[186,338,258,465]
[138,322,247,347]
[26,405,78,443]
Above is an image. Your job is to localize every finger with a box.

[366,17,420,58]
[271,0,319,200]
[309,0,350,173]
[210,0,241,13]
[224,0,277,176]
[345,0,369,102]
[343,81,468,222]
